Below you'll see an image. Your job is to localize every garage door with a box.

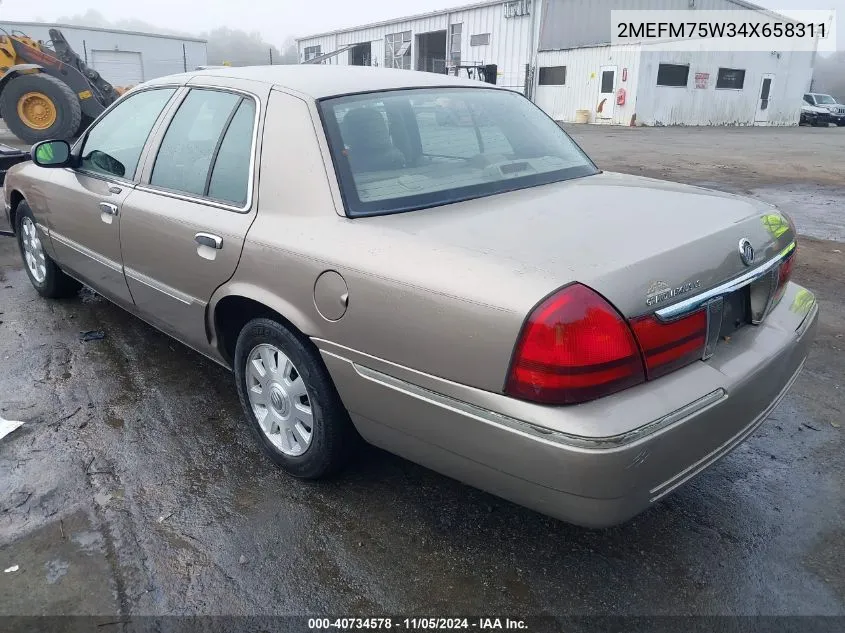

[90,50,144,87]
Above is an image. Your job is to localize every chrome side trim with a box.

[35,222,50,237]
[656,241,796,321]
[349,361,726,451]
[50,230,122,273]
[124,267,197,306]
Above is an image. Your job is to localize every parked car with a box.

[2,66,817,527]
[803,93,845,126]
[800,103,831,126]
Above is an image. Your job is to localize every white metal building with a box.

[297,0,815,126]
[0,21,207,86]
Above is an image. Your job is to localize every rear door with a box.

[118,84,264,353]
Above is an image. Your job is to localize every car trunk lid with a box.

[369,171,795,320]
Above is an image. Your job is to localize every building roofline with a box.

[295,0,507,42]
[0,20,207,43]
[296,0,782,43]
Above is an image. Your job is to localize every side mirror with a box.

[31,140,71,168]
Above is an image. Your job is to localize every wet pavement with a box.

[1,125,845,620]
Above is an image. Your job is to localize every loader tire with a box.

[0,74,82,144]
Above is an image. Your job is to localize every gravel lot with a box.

[1,124,844,623]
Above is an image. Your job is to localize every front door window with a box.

[80,88,176,180]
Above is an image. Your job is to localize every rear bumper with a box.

[318,283,818,527]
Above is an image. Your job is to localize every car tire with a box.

[15,201,81,299]
[234,317,357,479]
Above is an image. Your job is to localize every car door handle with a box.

[99,202,119,216]
[195,233,223,249]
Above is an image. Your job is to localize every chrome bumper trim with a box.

[350,361,726,451]
[656,241,796,320]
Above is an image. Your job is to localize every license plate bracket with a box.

[719,287,751,338]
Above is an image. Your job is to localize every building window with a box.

[449,23,462,68]
[304,45,321,62]
[385,31,411,69]
[656,63,690,87]
[538,66,566,85]
[470,33,490,46]
[716,67,746,90]
[504,0,531,18]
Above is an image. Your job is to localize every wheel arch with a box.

[209,283,320,367]
[0,65,45,90]
[7,189,26,236]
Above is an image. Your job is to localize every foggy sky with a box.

[0,0,840,50]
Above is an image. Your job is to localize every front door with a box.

[119,86,263,353]
[46,87,178,306]
[755,74,775,123]
[598,66,617,121]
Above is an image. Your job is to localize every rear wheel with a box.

[234,318,357,478]
[0,74,82,143]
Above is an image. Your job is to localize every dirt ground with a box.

[0,124,844,624]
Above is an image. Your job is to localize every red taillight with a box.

[773,247,796,304]
[629,310,707,379]
[504,284,645,405]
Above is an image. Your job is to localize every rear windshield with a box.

[319,88,599,217]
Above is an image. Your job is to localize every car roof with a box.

[147,65,504,100]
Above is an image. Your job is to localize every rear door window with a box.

[150,89,256,207]
[207,99,257,206]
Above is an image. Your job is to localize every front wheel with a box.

[234,318,357,478]
[16,202,80,298]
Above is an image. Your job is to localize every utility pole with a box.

[269,47,273,65]
[182,43,187,72]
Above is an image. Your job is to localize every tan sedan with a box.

[1,66,817,527]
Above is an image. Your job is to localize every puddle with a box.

[44,558,69,584]
[71,529,106,555]
[104,414,124,429]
